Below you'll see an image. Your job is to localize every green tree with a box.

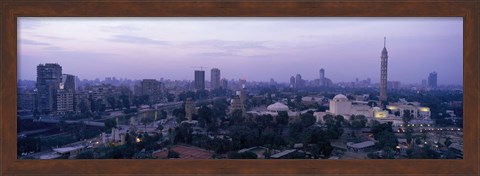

[141,115,154,130]
[76,151,94,159]
[70,121,88,140]
[444,137,452,148]
[107,96,117,110]
[167,150,180,158]
[402,110,414,124]
[78,99,89,114]
[300,112,316,127]
[172,108,186,119]
[317,141,334,158]
[276,111,289,126]
[289,121,304,139]
[256,114,274,130]
[229,109,244,126]
[334,115,346,127]
[174,123,194,144]
[212,98,228,119]
[371,122,398,150]
[120,94,130,109]
[405,126,414,144]
[159,110,168,119]
[57,119,68,132]
[322,114,335,125]
[17,136,41,155]
[228,125,258,150]
[104,118,117,132]
[415,137,422,145]
[350,115,367,136]
[166,92,175,102]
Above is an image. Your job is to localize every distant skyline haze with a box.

[18,17,463,85]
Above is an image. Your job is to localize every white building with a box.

[329,94,352,115]
[246,102,299,122]
[313,111,328,123]
[373,107,388,118]
[267,102,289,113]
[387,104,431,119]
[301,96,324,105]
[346,141,375,152]
[351,101,372,117]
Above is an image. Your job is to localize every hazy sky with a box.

[18,17,463,85]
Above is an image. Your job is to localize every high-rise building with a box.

[185,98,195,121]
[387,81,401,90]
[422,79,427,88]
[211,68,221,90]
[60,74,76,91]
[17,91,36,112]
[270,78,276,85]
[194,70,205,90]
[75,91,90,113]
[428,72,437,88]
[57,74,76,114]
[319,68,325,86]
[290,76,295,88]
[236,90,247,104]
[221,78,228,90]
[141,79,162,103]
[230,96,244,114]
[36,63,62,114]
[295,74,303,89]
[56,89,74,114]
[379,37,388,102]
[239,79,247,89]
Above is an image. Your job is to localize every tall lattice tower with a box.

[380,37,388,103]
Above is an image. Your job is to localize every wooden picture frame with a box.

[1,0,478,175]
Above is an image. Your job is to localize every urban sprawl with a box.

[17,39,463,160]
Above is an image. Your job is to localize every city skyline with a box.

[18,17,463,85]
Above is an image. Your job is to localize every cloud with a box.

[106,35,169,45]
[44,50,119,57]
[43,46,65,50]
[193,52,241,57]
[187,40,273,57]
[101,25,140,33]
[191,40,269,50]
[32,34,71,40]
[20,39,50,45]
[18,18,44,30]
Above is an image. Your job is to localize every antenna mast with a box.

[384,37,386,47]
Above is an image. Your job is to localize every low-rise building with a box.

[346,141,375,152]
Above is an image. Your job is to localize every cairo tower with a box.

[380,37,388,103]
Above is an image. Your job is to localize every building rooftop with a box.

[333,94,348,100]
[39,153,62,159]
[347,141,375,149]
[171,145,212,159]
[267,102,289,112]
[271,149,296,159]
[52,145,85,154]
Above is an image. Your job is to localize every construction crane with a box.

[190,66,208,71]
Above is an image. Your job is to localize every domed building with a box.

[373,107,388,118]
[267,102,289,113]
[246,102,299,123]
[329,94,352,115]
[333,94,348,100]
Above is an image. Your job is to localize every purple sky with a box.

[18,17,463,85]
